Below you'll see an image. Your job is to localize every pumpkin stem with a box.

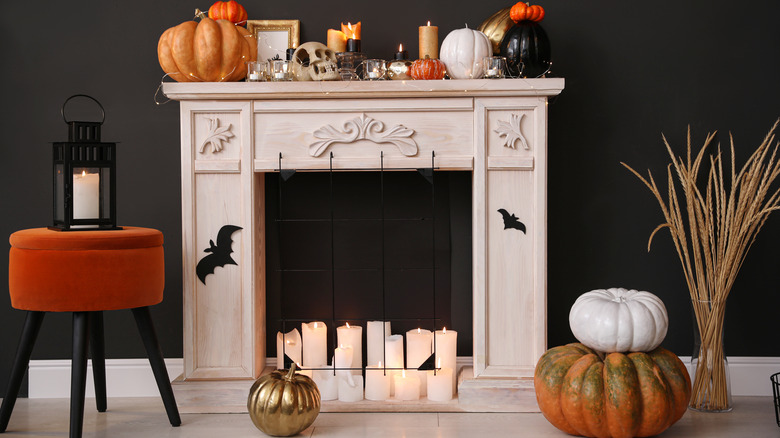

[194,8,207,20]
[285,362,297,380]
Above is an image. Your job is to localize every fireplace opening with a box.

[264,170,473,366]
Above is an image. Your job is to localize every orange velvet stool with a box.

[0,227,180,438]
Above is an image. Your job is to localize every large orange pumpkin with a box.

[157,17,257,82]
[534,343,691,438]
[208,0,248,26]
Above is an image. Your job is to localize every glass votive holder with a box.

[482,56,507,79]
[271,60,293,82]
[337,52,366,81]
[363,59,386,80]
[246,61,268,82]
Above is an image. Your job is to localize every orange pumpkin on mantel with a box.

[409,56,446,80]
[208,0,248,26]
[534,343,691,438]
[157,17,257,82]
[510,2,545,23]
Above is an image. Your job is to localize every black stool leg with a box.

[131,307,181,427]
[0,311,45,433]
[89,311,107,412]
[70,311,90,438]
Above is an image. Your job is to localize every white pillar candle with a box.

[337,323,363,376]
[393,370,420,401]
[73,170,100,219]
[384,335,404,369]
[364,362,391,401]
[406,328,433,396]
[434,328,458,393]
[295,363,312,379]
[313,367,339,401]
[334,345,355,387]
[367,321,391,366]
[302,321,327,367]
[338,375,364,402]
[276,328,302,369]
[427,359,453,401]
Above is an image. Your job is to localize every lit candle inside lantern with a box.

[406,328,433,396]
[365,361,391,401]
[427,358,453,401]
[302,321,327,367]
[418,21,439,59]
[327,29,347,52]
[73,169,100,219]
[337,322,363,377]
[334,344,355,386]
[342,21,362,52]
[367,321,391,366]
[434,327,458,393]
[393,369,420,401]
[394,43,409,60]
[276,328,302,369]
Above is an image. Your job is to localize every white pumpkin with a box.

[439,28,493,79]
[568,288,668,353]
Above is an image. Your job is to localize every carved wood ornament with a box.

[309,113,418,157]
[495,113,530,150]
[200,117,235,154]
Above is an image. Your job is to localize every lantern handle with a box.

[61,94,105,125]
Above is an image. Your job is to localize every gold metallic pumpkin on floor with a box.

[247,364,321,436]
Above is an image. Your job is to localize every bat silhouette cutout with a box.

[196,225,243,284]
[498,208,526,233]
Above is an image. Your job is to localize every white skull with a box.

[292,42,340,81]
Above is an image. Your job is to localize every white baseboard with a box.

[28,358,183,399]
[28,356,779,398]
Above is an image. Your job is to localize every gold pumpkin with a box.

[478,7,514,55]
[247,364,321,437]
[157,17,257,82]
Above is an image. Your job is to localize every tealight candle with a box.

[393,369,420,401]
[276,328,302,369]
[434,327,457,393]
[418,21,439,59]
[302,321,327,367]
[337,323,363,376]
[365,362,392,401]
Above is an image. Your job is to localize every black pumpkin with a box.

[499,21,551,78]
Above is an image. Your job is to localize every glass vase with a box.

[689,299,732,412]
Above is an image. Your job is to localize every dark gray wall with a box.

[2,0,780,397]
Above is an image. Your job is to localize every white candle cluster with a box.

[276,321,457,402]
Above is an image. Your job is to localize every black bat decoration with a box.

[196,225,243,284]
[498,208,526,233]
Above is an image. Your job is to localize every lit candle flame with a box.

[443,327,447,334]
[417,327,421,334]
[427,21,431,26]
[346,322,350,328]
[378,361,382,367]
[313,322,318,329]
[437,358,442,368]
[81,170,86,177]
[399,43,403,51]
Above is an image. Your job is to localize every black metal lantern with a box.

[51,95,120,231]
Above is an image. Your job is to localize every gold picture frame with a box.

[247,19,301,63]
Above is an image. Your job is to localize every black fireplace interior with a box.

[265,169,473,367]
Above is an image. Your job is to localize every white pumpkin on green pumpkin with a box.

[568,287,668,353]
[439,28,493,79]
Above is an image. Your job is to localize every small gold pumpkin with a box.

[247,364,321,437]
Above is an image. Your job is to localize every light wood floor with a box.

[0,396,777,437]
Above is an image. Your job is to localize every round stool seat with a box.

[9,227,164,312]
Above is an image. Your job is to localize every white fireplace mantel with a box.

[163,78,564,413]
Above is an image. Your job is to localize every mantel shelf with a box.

[162,78,564,100]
